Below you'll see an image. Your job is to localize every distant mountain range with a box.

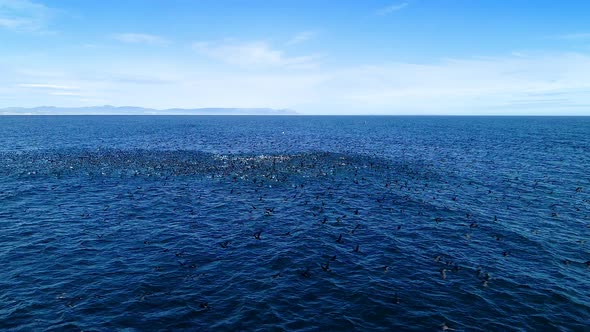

[0,106,298,115]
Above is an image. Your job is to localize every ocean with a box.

[0,116,589,331]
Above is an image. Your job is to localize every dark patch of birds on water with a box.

[1,147,589,331]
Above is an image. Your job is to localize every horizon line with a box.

[1,105,589,116]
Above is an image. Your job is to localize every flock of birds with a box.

[2,148,589,330]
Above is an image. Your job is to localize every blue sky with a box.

[2,0,590,114]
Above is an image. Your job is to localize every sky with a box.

[1,0,590,115]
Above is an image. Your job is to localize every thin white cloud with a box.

[551,32,590,40]
[0,17,22,28]
[11,81,92,102]
[113,33,170,46]
[376,2,408,16]
[0,0,52,32]
[17,83,77,90]
[286,31,316,46]
[192,40,319,68]
[49,91,83,96]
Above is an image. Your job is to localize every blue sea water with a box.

[0,116,589,331]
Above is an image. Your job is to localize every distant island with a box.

[0,106,298,115]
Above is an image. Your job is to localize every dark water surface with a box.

[0,116,589,331]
